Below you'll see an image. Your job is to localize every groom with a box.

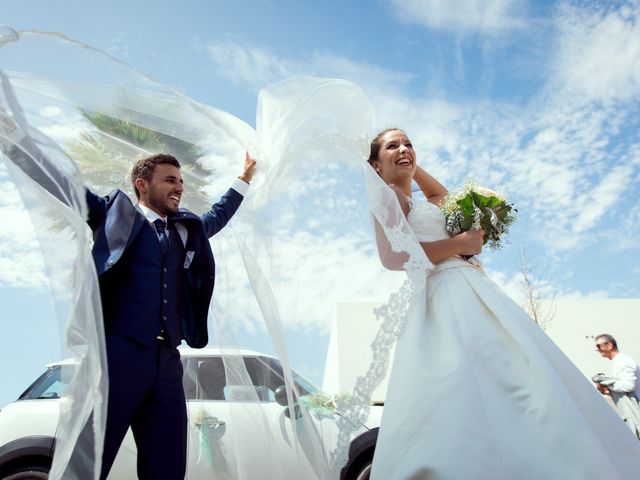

[90,152,255,479]
[0,99,256,478]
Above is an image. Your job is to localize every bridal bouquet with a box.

[440,182,517,252]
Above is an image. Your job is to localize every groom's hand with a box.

[239,151,257,184]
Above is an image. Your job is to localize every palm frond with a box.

[80,109,163,151]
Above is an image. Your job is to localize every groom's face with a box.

[139,163,184,216]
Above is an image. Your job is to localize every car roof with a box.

[45,346,276,368]
[178,346,272,358]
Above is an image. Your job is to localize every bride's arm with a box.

[413,166,484,262]
[420,230,484,264]
[373,184,484,268]
[372,185,411,271]
[377,226,484,268]
[414,165,447,206]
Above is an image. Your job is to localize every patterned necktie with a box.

[153,219,169,254]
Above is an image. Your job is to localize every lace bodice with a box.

[407,198,450,242]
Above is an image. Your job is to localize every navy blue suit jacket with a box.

[86,187,243,348]
[2,134,243,347]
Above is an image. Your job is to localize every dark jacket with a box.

[2,130,242,348]
[86,187,243,348]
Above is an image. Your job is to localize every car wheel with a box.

[351,459,372,480]
[3,466,49,480]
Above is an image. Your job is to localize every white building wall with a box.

[323,298,640,404]
[544,298,640,379]
[322,302,393,404]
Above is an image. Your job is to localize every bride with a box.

[365,128,640,480]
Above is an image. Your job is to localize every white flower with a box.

[474,186,506,200]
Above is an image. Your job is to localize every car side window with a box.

[198,358,227,400]
[182,356,226,401]
[240,357,283,402]
[182,356,289,402]
[181,355,319,402]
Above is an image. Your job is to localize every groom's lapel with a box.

[105,192,144,260]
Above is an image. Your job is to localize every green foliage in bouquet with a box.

[441,182,517,252]
[299,393,338,414]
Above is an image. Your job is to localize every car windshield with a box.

[19,365,74,400]
[292,371,321,397]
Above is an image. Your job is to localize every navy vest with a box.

[100,221,185,347]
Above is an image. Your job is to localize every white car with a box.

[0,347,379,480]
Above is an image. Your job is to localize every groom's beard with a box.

[147,185,181,216]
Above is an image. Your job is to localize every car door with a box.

[240,356,334,479]
[183,356,239,480]
[183,355,330,480]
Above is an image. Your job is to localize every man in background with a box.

[593,333,640,439]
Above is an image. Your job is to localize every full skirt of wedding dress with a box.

[371,260,640,480]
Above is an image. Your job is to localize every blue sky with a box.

[1,0,639,407]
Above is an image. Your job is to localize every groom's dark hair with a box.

[131,153,181,199]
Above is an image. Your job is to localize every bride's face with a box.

[373,130,416,184]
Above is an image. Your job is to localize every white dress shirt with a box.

[610,352,640,395]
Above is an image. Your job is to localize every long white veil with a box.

[0,26,431,480]
[0,25,441,479]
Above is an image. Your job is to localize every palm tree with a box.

[68,109,214,210]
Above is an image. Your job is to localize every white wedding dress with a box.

[370,198,640,480]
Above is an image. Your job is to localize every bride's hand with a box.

[455,228,484,256]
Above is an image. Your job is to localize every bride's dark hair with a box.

[367,127,404,167]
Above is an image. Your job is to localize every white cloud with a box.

[210,222,404,334]
[203,21,640,257]
[364,91,636,251]
[486,257,558,307]
[207,40,292,88]
[485,268,524,304]
[0,169,48,289]
[4,0,640,323]
[551,1,640,103]
[385,0,528,34]
[206,40,413,93]
[571,163,635,233]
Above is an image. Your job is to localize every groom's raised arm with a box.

[0,103,110,231]
[0,115,79,209]
[200,151,256,238]
[0,71,89,213]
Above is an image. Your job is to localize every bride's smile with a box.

[371,129,417,184]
